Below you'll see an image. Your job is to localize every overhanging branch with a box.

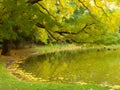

[27,0,42,4]
[36,23,58,41]
[36,23,45,28]
[55,23,95,35]
[46,29,58,41]
[78,0,100,22]
[93,0,108,16]
[37,3,56,19]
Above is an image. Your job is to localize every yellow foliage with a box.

[38,28,48,44]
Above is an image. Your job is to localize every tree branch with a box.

[36,23,58,41]
[55,23,94,35]
[46,29,58,41]
[93,0,108,16]
[27,0,42,4]
[37,3,56,19]
[36,23,45,28]
[78,0,100,22]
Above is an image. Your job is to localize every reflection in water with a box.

[18,50,120,85]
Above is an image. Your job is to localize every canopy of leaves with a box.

[0,0,40,41]
[0,0,120,44]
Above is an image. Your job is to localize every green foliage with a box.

[95,32,120,45]
[0,0,40,40]
[0,0,120,45]
[37,28,48,44]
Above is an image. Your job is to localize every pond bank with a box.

[0,44,120,90]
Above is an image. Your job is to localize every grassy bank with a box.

[0,44,120,90]
[0,59,115,90]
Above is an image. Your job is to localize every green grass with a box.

[0,59,114,90]
[0,44,120,90]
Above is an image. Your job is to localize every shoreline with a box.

[4,44,120,89]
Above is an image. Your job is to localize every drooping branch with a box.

[36,22,94,43]
[55,23,94,35]
[93,0,108,16]
[39,9,45,14]
[36,23,58,41]
[27,0,42,4]
[78,0,93,16]
[78,0,100,22]
[54,23,95,43]
[46,29,58,41]
[27,0,56,39]
[36,23,45,28]
[37,3,56,19]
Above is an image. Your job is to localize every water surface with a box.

[18,49,120,85]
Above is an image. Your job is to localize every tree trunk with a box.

[1,39,12,56]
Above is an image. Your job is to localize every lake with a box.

[18,49,120,86]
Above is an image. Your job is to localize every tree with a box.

[0,0,40,55]
[35,0,120,44]
[0,0,120,55]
